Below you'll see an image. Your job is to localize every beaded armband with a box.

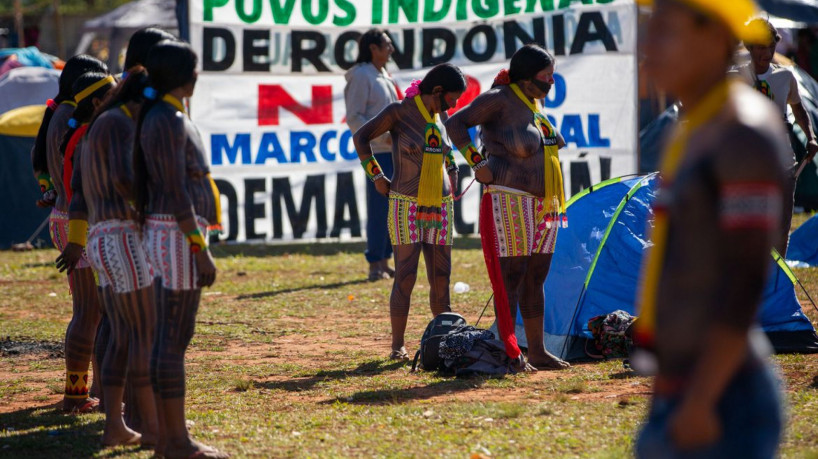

[445,150,458,174]
[38,174,54,193]
[361,156,385,182]
[185,229,208,253]
[459,143,488,171]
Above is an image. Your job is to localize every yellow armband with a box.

[67,219,89,247]
[459,143,488,171]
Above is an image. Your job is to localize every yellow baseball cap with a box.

[636,0,769,43]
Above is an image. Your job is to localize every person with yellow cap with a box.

[729,17,818,256]
[634,0,788,456]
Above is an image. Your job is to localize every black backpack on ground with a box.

[411,312,467,372]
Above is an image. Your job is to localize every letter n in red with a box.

[258,85,333,126]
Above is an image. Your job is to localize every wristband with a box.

[67,219,89,247]
[445,150,457,173]
[38,174,54,193]
[185,229,208,253]
[459,143,488,170]
[361,156,385,182]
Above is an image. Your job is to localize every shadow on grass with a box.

[254,359,406,392]
[0,405,136,458]
[207,237,484,259]
[236,278,369,300]
[322,377,492,406]
[209,241,367,258]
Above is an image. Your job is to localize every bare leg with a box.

[93,293,112,411]
[519,253,569,369]
[64,267,102,411]
[389,244,422,354]
[100,287,140,446]
[497,256,529,332]
[152,281,226,459]
[120,285,158,446]
[421,243,452,317]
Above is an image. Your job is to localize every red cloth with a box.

[62,124,88,204]
[480,192,522,359]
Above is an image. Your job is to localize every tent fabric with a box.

[82,0,177,31]
[506,174,818,360]
[0,67,59,115]
[787,214,818,266]
[0,105,47,137]
[0,135,51,249]
[0,47,56,70]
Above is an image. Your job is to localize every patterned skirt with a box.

[485,186,558,257]
[143,214,208,291]
[388,191,453,246]
[49,208,91,269]
[86,219,154,293]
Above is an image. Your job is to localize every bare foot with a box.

[101,426,141,447]
[140,431,158,448]
[510,355,538,372]
[164,439,229,459]
[528,353,571,370]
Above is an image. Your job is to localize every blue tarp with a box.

[788,214,818,266]
[510,174,818,360]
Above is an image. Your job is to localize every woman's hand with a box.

[194,250,217,288]
[374,177,391,197]
[56,243,84,274]
[475,166,494,185]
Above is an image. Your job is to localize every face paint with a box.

[531,78,551,96]
[438,93,450,112]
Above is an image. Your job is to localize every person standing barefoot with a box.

[134,40,227,459]
[353,64,466,360]
[446,44,570,371]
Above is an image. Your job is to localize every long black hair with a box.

[418,63,467,94]
[89,66,149,127]
[508,44,554,83]
[133,40,198,222]
[31,55,107,175]
[58,72,116,159]
[124,27,176,70]
[355,28,387,64]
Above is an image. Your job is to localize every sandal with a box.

[389,348,410,361]
[64,397,100,414]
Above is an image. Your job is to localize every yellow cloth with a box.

[636,0,768,43]
[634,79,732,347]
[0,105,46,137]
[413,95,446,230]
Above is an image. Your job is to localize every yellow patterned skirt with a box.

[388,191,453,246]
[485,186,558,257]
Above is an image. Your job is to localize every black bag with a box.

[439,326,515,377]
[411,312,467,372]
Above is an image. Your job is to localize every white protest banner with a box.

[188,0,637,243]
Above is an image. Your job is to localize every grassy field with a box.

[0,220,817,458]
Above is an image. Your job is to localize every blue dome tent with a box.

[505,174,818,361]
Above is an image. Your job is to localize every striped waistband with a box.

[389,191,453,203]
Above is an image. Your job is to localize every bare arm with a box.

[445,90,503,154]
[670,126,783,448]
[67,145,88,223]
[352,103,398,162]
